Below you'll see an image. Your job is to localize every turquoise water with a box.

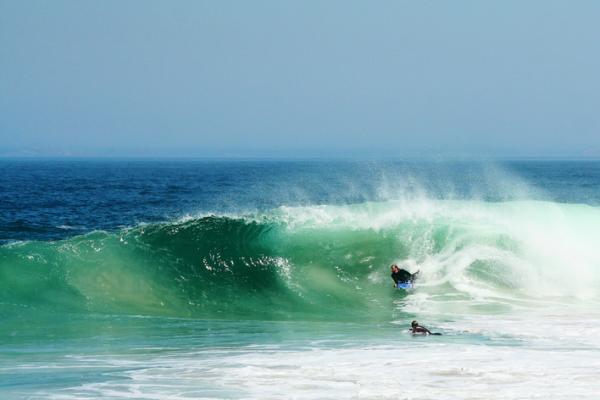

[2,161,600,398]
[2,315,523,399]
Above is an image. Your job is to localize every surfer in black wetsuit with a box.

[410,320,431,334]
[390,264,419,286]
[410,320,441,335]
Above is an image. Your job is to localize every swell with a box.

[2,200,600,321]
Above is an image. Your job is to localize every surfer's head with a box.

[391,264,399,273]
[411,320,418,328]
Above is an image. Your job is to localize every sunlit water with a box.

[2,160,600,399]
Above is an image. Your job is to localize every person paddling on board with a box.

[410,320,442,335]
[390,264,419,287]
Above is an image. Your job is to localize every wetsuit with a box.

[391,269,413,285]
[411,326,431,334]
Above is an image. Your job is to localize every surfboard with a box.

[396,282,413,290]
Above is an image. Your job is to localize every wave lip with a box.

[2,199,600,320]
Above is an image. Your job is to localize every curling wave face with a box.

[2,199,600,321]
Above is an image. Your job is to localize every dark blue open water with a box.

[2,160,600,399]
[3,160,600,243]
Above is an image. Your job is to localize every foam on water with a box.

[3,193,600,398]
[2,199,600,323]
[16,318,600,400]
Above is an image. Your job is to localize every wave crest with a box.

[2,200,600,320]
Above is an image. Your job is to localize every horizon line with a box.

[2,154,600,162]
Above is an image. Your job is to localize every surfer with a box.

[410,320,441,335]
[390,264,419,286]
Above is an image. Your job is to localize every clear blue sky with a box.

[1,1,599,158]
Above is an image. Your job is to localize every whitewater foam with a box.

[2,199,600,322]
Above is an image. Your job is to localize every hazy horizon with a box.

[2,1,600,158]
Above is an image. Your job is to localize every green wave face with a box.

[2,200,600,321]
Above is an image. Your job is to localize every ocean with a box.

[1,160,600,399]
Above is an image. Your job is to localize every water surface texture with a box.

[2,160,600,399]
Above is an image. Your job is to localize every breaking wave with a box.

[2,199,600,321]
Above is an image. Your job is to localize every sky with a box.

[1,0,599,158]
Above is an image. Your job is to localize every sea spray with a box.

[2,199,599,322]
